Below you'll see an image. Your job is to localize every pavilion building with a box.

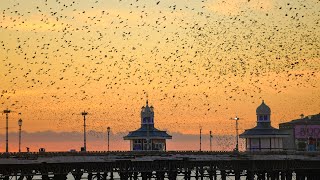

[240,100,288,151]
[279,113,320,151]
[123,100,172,151]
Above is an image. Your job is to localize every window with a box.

[264,115,269,121]
[259,115,264,121]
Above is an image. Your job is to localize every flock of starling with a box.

[0,0,319,138]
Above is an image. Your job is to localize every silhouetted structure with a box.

[240,100,288,151]
[280,113,320,151]
[3,109,11,153]
[18,118,22,153]
[81,111,88,152]
[1,151,320,180]
[124,100,172,151]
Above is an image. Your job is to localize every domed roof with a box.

[256,100,271,115]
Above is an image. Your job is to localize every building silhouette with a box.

[279,113,320,151]
[240,100,288,151]
[124,100,172,151]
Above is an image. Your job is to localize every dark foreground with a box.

[0,151,320,180]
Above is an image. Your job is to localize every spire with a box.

[146,92,149,106]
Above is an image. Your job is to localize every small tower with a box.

[124,99,172,151]
[240,100,288,151]
[141,99,154,128]
[256,100,271,125]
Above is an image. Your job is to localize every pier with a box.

[1,151,320,180]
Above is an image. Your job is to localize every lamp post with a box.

[210,130,212,151]
[231,116,240,151]
[81,111,88,152]
[3,109,11,153]
[18,118,23,153]
[107,127,110,152]
[199,126,202,152]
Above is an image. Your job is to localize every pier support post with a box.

[133,172,138,180]
[184,170,191,180]
[119,172,129,180]
[26,175,33,180]
[96,172,101,180]
[246,170,254,180]
[53,174,67,180]
[221,170,226,180]
[141,172,148,180]
[102,172,108,180]
[285,171,292,180]
[42,174,50,180]
[199,166,204,180]
[208,169,213,180]
[72,172,83,180]
[195,167,199,180]
[156,171,165,180]
[168,171,177,180]
[235,170,241,180]
[88,173,93,180]
[110,171,114,180]
[280,171,285,180]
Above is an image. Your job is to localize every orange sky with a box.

[0,0,319,151]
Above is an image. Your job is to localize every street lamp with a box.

[199,126,202,152]
[107,127,111,152]
[3,109,11,153]
[81,111,88,152]
[18,118,23,153]
[210,130,213,151]
[231,116,240,152]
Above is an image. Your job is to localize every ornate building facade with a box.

[240,100,288,151]
[123,100,172,151]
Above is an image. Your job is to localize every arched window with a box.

[259,115,264,121]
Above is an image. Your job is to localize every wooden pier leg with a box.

[208,169,213,180]
[246,170,254,180]
[168,171,177,180]
[42,174,50,180]
[213,168,217,180]
[96,172,101,180]
[133,172,138,180]
[200,166,204,180]
[141,172,148,180]
[147,172,153,180]
[235,170,241,180]
[195,167,199,180]
[156,171,165,180]
[119,172,129,180]
[184,170,191,180]
[53,174,67,180]
[285,171,292,180]
[221,170,226,180]
[110,171,114,180]
[72,172,83,180]
[26,175,33,180]
[88,173,93,180]
[280,171,285,180]
[102,172,107,180]
[18,175,24,180]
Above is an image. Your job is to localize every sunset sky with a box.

[0,0,319,151]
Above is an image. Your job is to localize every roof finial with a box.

[146,92,148,106]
